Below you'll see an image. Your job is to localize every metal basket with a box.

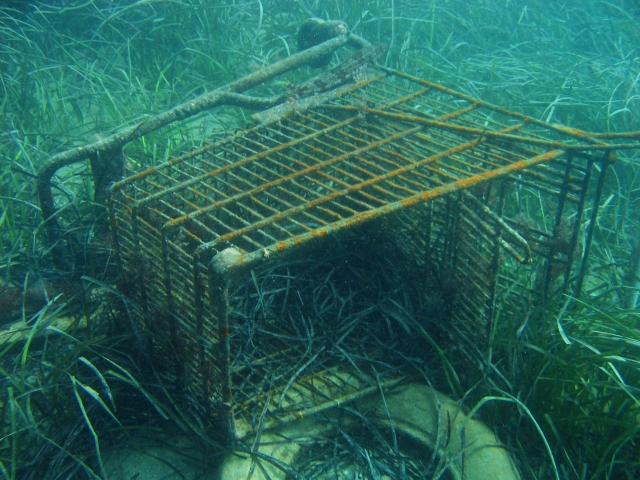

[108,63,612,442]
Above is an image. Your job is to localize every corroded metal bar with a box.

[107,43,636,442]
[209,254,236,447]
[574,152,615,295]
[561,157,594,294]
[277,376,407,424]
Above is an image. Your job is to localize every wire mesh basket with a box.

[108,62,612,441]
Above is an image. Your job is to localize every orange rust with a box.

[551,124,591,137]
[399,196,420,208]
[438,104,478,121]
[184,230,204,244]
[411,150,564,206]
[310,229,328,238]
[113,166,158,188]
[367,108,586,150]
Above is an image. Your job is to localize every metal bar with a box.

[542,154,575,300]
[574,153,615,296]
[561,158,594,294]
[208,261,236,446]
[161,234,176,340]
[39,34,377,270]
[363,107,636,152]
[277,377,406,424]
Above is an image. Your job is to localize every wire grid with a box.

[113,69,599,259]
[386,150,594,347]
[219,244,423,437]
[109,67,607,433]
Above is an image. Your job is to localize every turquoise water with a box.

[1,1,639,478]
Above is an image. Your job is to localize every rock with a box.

[297,18,349,68]
[368,384,522,480]
[103,431,217,480]
[216,380,521,480]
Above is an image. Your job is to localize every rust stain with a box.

[113,166,158,188]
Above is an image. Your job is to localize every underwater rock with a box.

[366,384,522,480]
[297,18,349,68]
[218,416,335,480]
[211,247,246,278]
[103,432,216,480]
[217,380,521,480]
[0,276,85,326]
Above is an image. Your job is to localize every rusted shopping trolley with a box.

[37,21,640,445]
